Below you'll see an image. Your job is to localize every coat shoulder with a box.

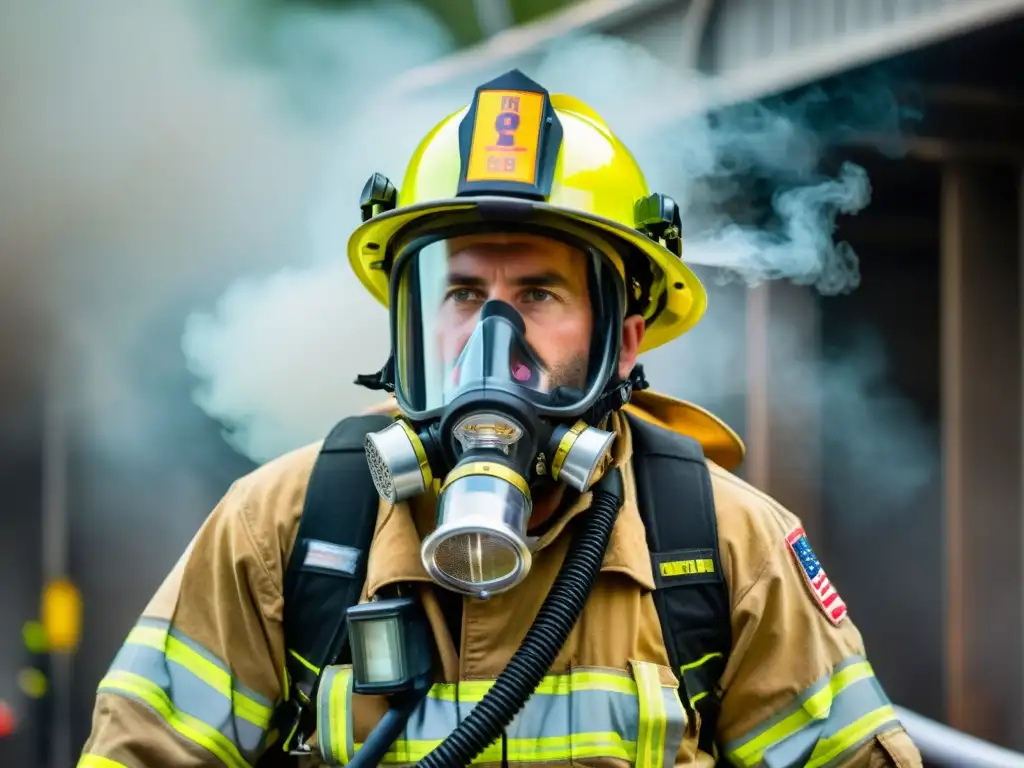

[707,462,802,544]
[228,439,326,569]
[706,462,807,601]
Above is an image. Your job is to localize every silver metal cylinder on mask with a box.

[548,420,617,493]
[364,420,434,505]
[420,412,534,599]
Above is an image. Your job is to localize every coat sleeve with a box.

[711,473,922,768]
[77,477,288,768]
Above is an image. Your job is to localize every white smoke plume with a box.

[0,0,453,462]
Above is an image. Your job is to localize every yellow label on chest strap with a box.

[465,90,544,186]
[659,558,715,577]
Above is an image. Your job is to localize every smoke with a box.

[0,0,935,513]
[526,34,919,294]
[0,0,455,463]
[818,329,939,519]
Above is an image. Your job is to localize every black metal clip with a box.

[354,354,396,393]
[359,173,398,223]
[634,193,683,257]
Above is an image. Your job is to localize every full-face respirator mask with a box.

[361,225,634,599]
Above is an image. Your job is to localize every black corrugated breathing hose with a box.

[415,467,624,768]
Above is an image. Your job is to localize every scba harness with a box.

[260,412,732,766]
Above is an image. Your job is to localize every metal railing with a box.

[896,706,1024,767]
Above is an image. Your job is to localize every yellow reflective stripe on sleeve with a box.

[804,706,900,768]
[126,624,272,727]
[725,656,900,768]
[98,670,251,768]
[78,754,128,768]
[728,659,870,765]
[105,618,273,764]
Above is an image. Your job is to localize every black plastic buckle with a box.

[354,354,396,393]
[275,697,310,755]
[634,193,683,257]
[359,172,398,223]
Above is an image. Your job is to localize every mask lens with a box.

[390,230,621,420]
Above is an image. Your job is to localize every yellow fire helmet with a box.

[348,69,706,361]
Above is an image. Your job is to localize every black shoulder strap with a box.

[271,413,394,755]
[625,411,731,758]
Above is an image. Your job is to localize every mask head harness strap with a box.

[354,355,395,393]
[570,363,650,427]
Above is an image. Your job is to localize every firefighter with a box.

[78,70,923,767]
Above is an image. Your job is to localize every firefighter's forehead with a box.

[444,233,586,272]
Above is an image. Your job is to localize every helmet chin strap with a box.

[590,363,650,424]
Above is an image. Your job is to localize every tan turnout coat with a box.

[79,391,922,768]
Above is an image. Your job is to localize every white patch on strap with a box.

[303,540,360,575]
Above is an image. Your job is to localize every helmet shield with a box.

[389,226,626,421]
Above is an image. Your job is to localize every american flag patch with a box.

[786,527,848,626]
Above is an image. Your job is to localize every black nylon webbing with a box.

[626,412,732,758]
[270,414,393,757]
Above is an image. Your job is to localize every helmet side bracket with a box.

[634,193,683,258]
[360,172,399,222]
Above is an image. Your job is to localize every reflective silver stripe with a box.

[660,684,687,768]
[725,656,899,768]
[411,681,639,741]
[808,699,901,768]
[103,617,272,763]
[316,668,335,764]
[317,665,685,765]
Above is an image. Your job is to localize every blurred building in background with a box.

[2,0,1023,765]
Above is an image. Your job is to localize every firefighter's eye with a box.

[446,287,481,303]
[522,288,556,303]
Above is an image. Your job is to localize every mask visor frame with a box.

[385,210,628,423]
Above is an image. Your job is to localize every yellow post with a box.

[40,578,82,654]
